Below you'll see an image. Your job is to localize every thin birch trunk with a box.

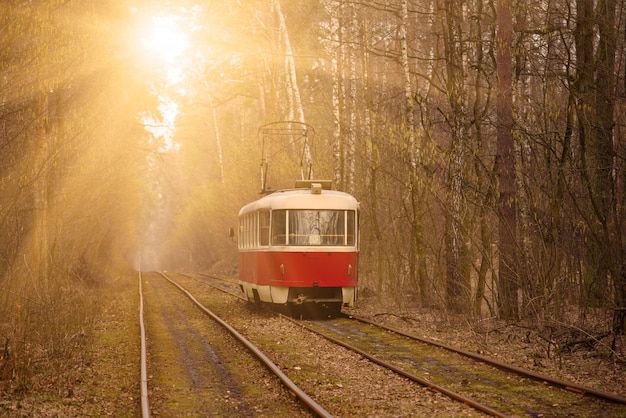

[329,1,342,189]
[346,2,357,194]
[274,0,312,178]
[400,0,416,167]
[207,94,225,188]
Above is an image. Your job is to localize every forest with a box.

[1,0,625,389]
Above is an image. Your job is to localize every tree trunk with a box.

[329,1,343,190]
[399,0,424,306]
[32,91,50,291]
[496,0,518,320]
[442,0,470,314]
[594,0,623,332]
[573,0,618,312]
[468,0,492,318]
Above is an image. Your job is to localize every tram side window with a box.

[246,214,253,248]
[347,210,356,246]
[251,213,259,247]
[237,217,244,248]
[240,215,248,249]
[271,210,287,245]
[251,214,255,247]
[259,210,270,246]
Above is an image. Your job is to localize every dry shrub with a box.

[0,267,102,394]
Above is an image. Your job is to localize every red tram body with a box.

[238,180,359,314]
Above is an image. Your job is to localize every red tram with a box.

[238,180,359,316]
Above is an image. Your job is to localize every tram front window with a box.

[287,210,351,246]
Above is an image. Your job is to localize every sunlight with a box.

[141,98,180,152]
[130,6,203,151]
[140,14,190,64]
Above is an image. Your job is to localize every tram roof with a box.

[238,187,359,215]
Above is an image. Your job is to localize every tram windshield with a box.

[271,209,356,246]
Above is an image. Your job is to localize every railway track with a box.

[288,316,626,417]
[138,271,330,417]
[349,314,626,403]
[193,272,626,417]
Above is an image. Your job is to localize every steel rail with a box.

[349,314,626,404]
[158,272,333,418]
[138,272,151,418]
[182,273,246,300]
[282,314,507,417]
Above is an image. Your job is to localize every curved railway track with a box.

[192,272,626,417]
[138,271,331,417]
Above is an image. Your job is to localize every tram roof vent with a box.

[295,179,332,193]
[311,183,322,194]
